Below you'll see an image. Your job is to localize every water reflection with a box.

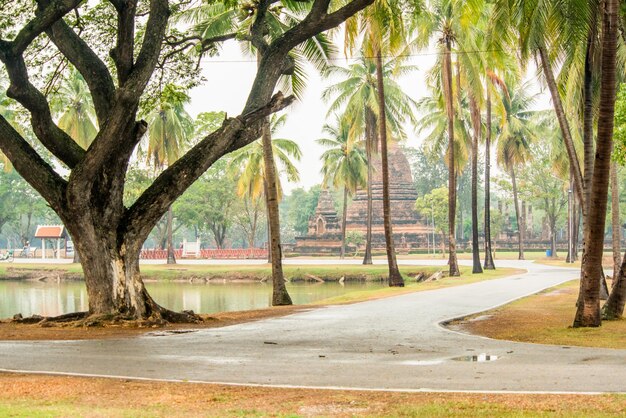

[0,280,385,318]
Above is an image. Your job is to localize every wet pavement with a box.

[1,260,625,393]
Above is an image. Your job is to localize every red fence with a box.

[140,248,268,260]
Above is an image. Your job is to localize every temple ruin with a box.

[294,145,433,254]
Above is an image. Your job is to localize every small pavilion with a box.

[34,225,67,260]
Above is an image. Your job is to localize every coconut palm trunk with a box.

[375,51,403,287]
[443,40,460,277]
[611,161,621,278]
[510,166,524,260]
[538,45,585,211]
[362,109,376,265]
[469,96,483,274]
[484,90,495,270]
[341,186,348,259]
[261,119,292,306]
[166,206,176,265]
[574,0,618,327]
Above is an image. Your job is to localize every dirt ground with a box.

[2,373,625,417]
[0,306,305,341]
[450,279,626,349]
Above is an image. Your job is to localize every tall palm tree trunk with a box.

[574,0,618,327]
[443,40,460,277]
[510,166,524,260]
[261,119,292,306]
[469,96,483,274]
[375,51,403,287]
[567,172,574,263]
[483,90,495,270]
[538,45,585,212]
[611,161,621,278]
[362,109,375,265]
[166,206,176,265]
[340,186,348,259]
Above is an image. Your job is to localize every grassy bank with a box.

[0,263,439,282]
[450,279,626,349]
[1,373,625,417]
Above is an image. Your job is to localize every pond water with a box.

[0,280,386,318]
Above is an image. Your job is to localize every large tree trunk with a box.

[362,108,376,265]
[67,218,193,323]
[483,89,495,270]
[510,166,524,260]
[574,0,618,327]
[375,51,403,287]
[166,206,176,265]
[261,119,292,306]
[469,95,483,274]
[611,161,621,278]
[340,185,348,259]
[443,39,460,277]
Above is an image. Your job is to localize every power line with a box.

[201,49,509,64]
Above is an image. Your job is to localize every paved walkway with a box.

[1,260,625,393]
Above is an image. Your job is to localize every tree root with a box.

[10,308,201,328]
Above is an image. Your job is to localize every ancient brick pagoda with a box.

[295,145,433,254]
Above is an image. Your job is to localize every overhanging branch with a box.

[124,93,295,245]
[0,115,67,211]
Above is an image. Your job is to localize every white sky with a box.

[188,40,551,194]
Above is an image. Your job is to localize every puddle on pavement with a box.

[452,353,499,362]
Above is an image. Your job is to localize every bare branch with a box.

[0,115,67,211]
[124,92,295,245]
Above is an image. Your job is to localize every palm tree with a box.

[318,115,368,259]
[323,56,417,270]
[52,69,98,150]
[413,0,473,277]
[496,83,536,260]
[578,0,621,325]
[145,84,194,265]
[341,0,418,285]
[182,1,331,305]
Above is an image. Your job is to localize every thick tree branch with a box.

[0,115,67,211]
[39,2,116,124]
[0,42,85,168]
[110,0,137,84]
[244,0,374,112]
[124,93,295,246]
[12,0,82,54]
[121,0,169,95]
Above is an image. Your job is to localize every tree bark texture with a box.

[611,161,621,278]
[261,119,292,306]
[483,90,495,270]
[574,0,618,327]
[443,39,460,277]
[510,166,524,260]
[469,95,483,274]
[375,51,403,287]
[166,206,176,265]
[362,108,376,265]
